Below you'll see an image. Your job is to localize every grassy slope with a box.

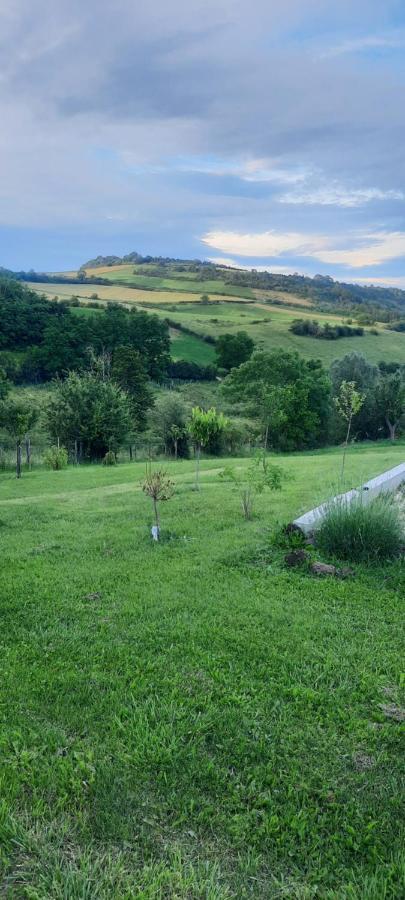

[28,285,405,366]
[1,443,404,897]
[152,302,405,366]
[82,264,255,298]
[27,282,251,307]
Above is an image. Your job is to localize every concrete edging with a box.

[293,462,405,536]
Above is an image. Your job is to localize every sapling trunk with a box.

[25,435,31,469]
[16,439,22,479]
[340,414,352,482]
[153,497,160,530]
[195,444,201,490]
[386,418,396,441]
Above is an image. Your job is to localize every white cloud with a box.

[315,231,405,267]
[319,33,405,58]
[201,229,405,268]
[279,185,404,208]
[174,156,309,185]
[202,230,329,258]
[207,256,299,274]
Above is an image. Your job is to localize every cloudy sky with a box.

[1,0,405,283]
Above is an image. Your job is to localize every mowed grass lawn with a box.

[1,443,404,897]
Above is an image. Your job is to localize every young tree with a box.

[46,372,132,460]
[215,331,254,371]
[142,463,174,540]
[221,453,285,519]
[169,424,185,461]
[148,394,189,457]
[375,371,405,440]
[0,398,38,478]
[330,352,378,440]
[334,381,365,480]
[188,407,228,490]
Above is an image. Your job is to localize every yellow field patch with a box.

[28,282,254,306]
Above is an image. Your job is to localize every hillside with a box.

[25,282,405,367]
[3,252,405,315]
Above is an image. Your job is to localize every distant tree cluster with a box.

[0,279,170,382]
[289,319,365,340]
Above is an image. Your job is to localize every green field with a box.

[1,442,404,896]
[27,281,405,368]
[154,302,405,366]
[170,329,216,365]
[27,282,254,307]
[82,264,255,298]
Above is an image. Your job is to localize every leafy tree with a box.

[0,367,10,403]
[142,463,174,539]
[46,372,132,460]
[334,381,365,480]
[0,398,38,477]
[148,394,189,458]
[375,371,405,440]
[188,407,228,490]
[223,350,331,451]
[215,331,254,371]
[330,353,378,440]
[112,346,154,430]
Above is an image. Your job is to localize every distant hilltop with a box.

[1,252,405,317]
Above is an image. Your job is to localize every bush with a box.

[102,450,117,466]
[44,446,68,470]
[316,494,403,562]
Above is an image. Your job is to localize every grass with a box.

[80,264,255,298]
[27,282,252,307]
[28,281,405,366]
[151,302,405,366]
[1,441,404,896]
[316,493,404,562]
[169,329,216,365]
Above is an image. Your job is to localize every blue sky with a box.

[1,0,405,286]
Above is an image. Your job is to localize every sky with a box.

[1,0,405,285]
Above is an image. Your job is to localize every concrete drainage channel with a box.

[293,462,405,537]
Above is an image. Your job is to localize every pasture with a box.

[1,442,404,897]
[27,283,405,366]
[153,302,405,366]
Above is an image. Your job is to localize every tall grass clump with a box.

[316,493,404,562]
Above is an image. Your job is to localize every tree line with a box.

[289,319,366,340]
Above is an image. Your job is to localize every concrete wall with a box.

[293,462,405,536]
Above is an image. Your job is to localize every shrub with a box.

[44,446,68,470]
[316,494,403,562]
[102,450,117,466]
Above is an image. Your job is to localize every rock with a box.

[336,566,355,579]
[284,549,310,567]
[311,561,336,577]
[283,522,304,536]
